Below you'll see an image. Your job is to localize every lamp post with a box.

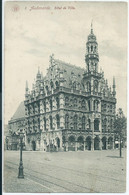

[18,129,24,178]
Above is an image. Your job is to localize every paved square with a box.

[4,149,126,193]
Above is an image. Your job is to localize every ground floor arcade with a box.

[25,131,115,152]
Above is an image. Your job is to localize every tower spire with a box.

[91,19,93,34]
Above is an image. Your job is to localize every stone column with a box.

[60,94,64,109]
[91,119,94,151]
[99,139,102,150]
[75,141,77,151]
[106,140,108,150]
[112,137,114,149]
[84,141,86,151]
[91,138,94,151]
[66,141,68,151]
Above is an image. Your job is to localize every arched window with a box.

[82,100,86,109]
[88,100,91,111]
[50,99,53,111]
[49,116,53,129]
[44,117,46,130]
[82,116,86,130]
[91,45,93,52]
[103,89,106,97]
[73,82,76,90]
[74,98,77,107]
[50,81,54,88]
[94,119,99,131]
[65,97,69,106]
[104,104,106,112]
[110,105,112,113]
[94,100,99,111]
[65,114,69,129]
[55,81,59,88]
[88,119,91,129]
[94,80,98,93]
[110,119,113,131]
[56,97,60,109]
[56,114,60,129]
[44,101,46,112]
[74,115,77,130]
[87,82,91,92]
[104,118,107,131]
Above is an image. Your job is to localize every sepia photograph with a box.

[3,1,127,193]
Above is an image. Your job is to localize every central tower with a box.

[85,23,99,73]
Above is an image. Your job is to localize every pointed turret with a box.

[25,80,29,99]
[112,76,116,97]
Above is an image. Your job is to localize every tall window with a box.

[56,114,60,129]
[74,98,77,107]
[104,104,106,112]
[44,117,46,130]
[88,100,91,111]
[104,118,107,131]
[82,116,86,130]
[56,97,60,109]
[50,99,53,111]
[74,115,77,130]
[55,81,59,89]
[65,114,69,129]
[87,82,91,92]
[110,105,112,113]
[91,45,93,52]
[65,97,69,106]
[94,80,98,93]
[94,119,99,131]
[82,100,86,109]
[73,82,76,90]
[44,101,46,112]
[110,119,113,131]
[49,116,53,129]
[94,100,99,111]
[103,89,106,97]
[88,119,91,129]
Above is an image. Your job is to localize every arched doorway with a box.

[86,136,92,150]
[62,136,66,151]
[56,137,60,148]
[32,141,36,151]
[94,137,100,150]
[77,136,84,151]
[68,136,75,151]
[102,137,107,150]
[108,137,113,149]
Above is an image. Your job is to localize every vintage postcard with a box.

[3,1,127,193]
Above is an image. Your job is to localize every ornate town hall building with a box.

[24,27,116,151]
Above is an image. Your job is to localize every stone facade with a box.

[24,27,116,151]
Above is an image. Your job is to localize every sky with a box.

[4,1,127,124]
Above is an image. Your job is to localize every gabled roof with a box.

[11,101,25,120]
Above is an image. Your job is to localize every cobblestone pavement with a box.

[3,149,126,193]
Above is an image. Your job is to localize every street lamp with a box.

[18,129,24,178]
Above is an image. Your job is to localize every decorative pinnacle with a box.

[26,80,28,90]
[113,76,116,87]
